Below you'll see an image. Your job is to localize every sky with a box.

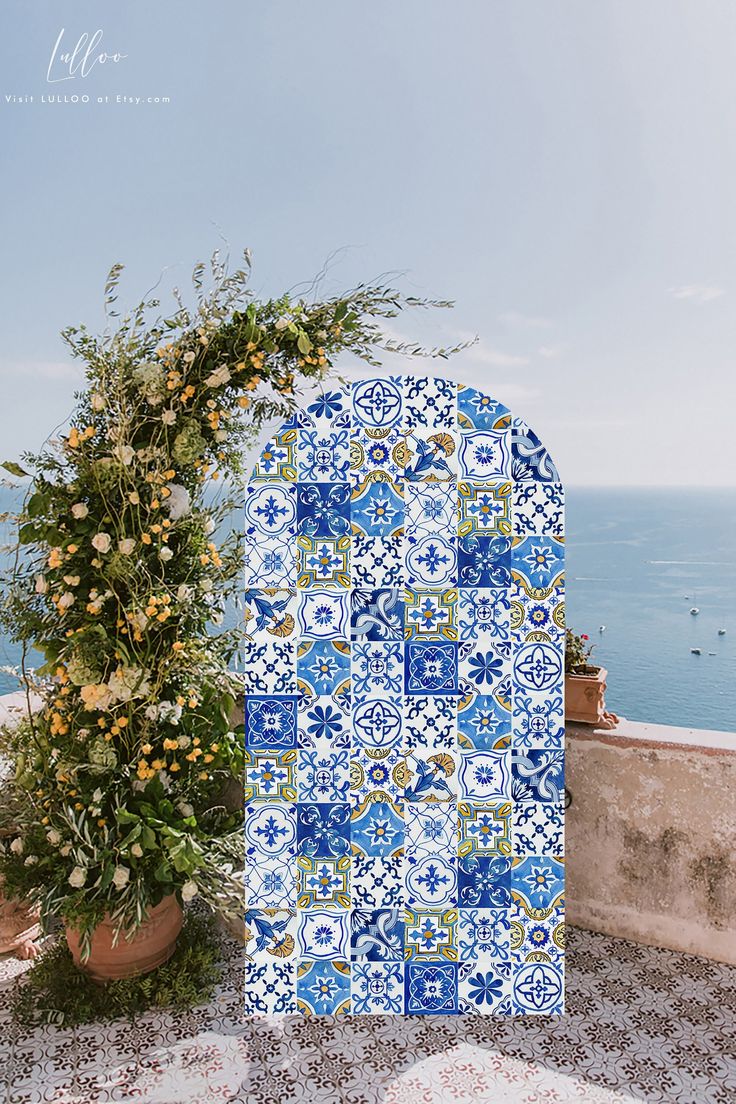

[1,0,735,485]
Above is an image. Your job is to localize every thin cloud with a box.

[0,359,82,382]
[669,284,725,304]
[538,344,567,359]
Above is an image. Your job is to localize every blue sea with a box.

[1,487,734,733]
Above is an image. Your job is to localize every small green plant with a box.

[12,911,222,1028]
[565,629,598,675]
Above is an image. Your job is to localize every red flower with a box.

[581,634,589,640]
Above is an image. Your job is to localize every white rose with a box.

[158,701,182,725]
[177,584,193,603]
[47,829,61,846]
[119,538,136,555]
[68,866,87,888]
[112,865,130,890]
[215,429,228,443]
[35,575,48,594]
[129,491,140,506]
[199,578,213,593]
[159,546,174,562]
[183,350,196,363]
[130,842,143,858]
[161,409,177,426]
[24,855,38,866]
[178,802,194,818]
[115,445,135,466]
[181,880,198,902]
[59,843,72,857]
[71,503,89,519]
[91,392,106,411]
[205,365,231,388]
[203,518,216,536]
[58,592,76,610]
[9,837,23,855]
[165,483,190,521]
[92,532,112,554]
[274,316,290,331]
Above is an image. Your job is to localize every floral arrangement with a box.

[0,251,466,955]
[564,628,598,675]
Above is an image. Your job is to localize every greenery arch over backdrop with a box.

[0,251,469,956]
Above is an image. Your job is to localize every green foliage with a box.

[565,628,598,674]
[12,912,222,1028]
[0,249,467,947]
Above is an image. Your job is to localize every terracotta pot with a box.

[0,879,41,959]
[565,665,617,727]
[65,893,183,981]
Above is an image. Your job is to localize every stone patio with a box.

[1,924,735,1103]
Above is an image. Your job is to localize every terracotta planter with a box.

[0,880,41,959]
[65,893,183,981]
[565,666,618,729]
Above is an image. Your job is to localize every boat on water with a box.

[689,607,699,615]
[718,628,726,635]
[691,647,701,655]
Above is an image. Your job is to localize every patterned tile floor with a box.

[1,925,735,1104]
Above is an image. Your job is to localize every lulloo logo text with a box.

[46,28,127,84]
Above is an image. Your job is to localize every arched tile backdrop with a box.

[244,377,565,1016]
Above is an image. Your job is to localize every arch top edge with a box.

[248,375,561,484]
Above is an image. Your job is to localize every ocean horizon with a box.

[1,485,734,733]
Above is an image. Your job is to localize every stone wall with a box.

[566,719,736,965]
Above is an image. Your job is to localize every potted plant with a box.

[0,252,465,981]
[564,629,618,730]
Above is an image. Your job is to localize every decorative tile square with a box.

[404,908,458,960]
[457,692,511,750]
[457,384,510,429]
[458,533,512,587]
[299,695,350,749]
[511,536,565,591]
[457,907,512,959]
[510,902,565,963]
[512,417,560,481]
[512,748,565,803]
[512,801,564,856]
[350,909,405,960]
[350,746,404,802]
[250,416,298,480]
[510,856,565,911]
[458,429,512,481]
[351,588,404,640]
[404,961,459,1013]
[297,589,350,639]
[297,535,350,589]
[458,480,512,536]
[297,910,351,960]
[352,640,403,696]
[457,587,511,641]
[351,961,405,1013]
[458,959,513,1012]
[404,588,457,640]
[297,856,351,908]
[296,960,351,1014]
[405,640,459,695]
[244,750,298,802]
[297,742,350,802]
[297,639,350,696]
[513,482,565,535]
[245,695,298,749]
[458,854,512,908]
[458,750,512,802]
[458,801,512,857]
[297,394,351,482]
[403,695,455,751]
[245,377,564,1015]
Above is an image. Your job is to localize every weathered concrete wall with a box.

[566,720,736,965]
